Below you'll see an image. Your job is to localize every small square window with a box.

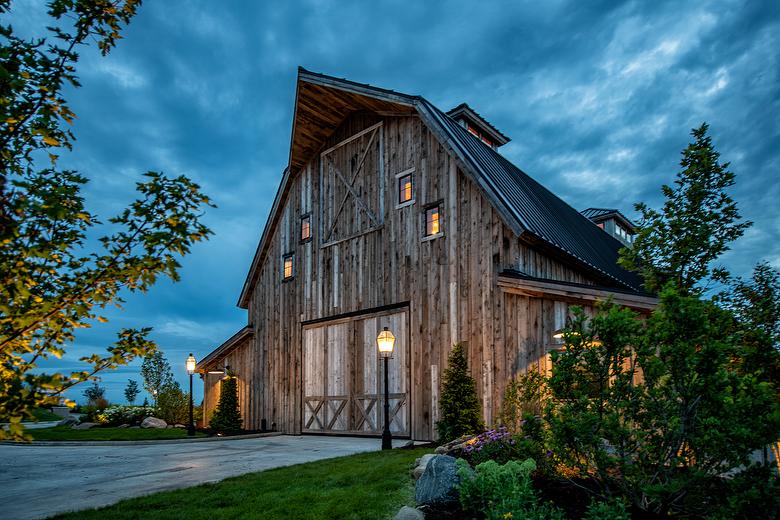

[424,205,441,237]
[300,215,311,242]
[282,253,294,280]
[399,174,413,204]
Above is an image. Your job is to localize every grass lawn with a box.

[29,426,208,441]
[22,408,62,422]
[50,447,430,520]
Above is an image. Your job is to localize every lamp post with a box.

[377,327,396,450]
[186,353,197,436]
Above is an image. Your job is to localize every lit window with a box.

[467,125,480,138]
[597,222,604,229]
[282,253,294,280]
[300,215,311,242]
[399,174,413,204]
[424,206,441,237]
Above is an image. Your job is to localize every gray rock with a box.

[129,426,140,429]
[414,455,460,506]
[434,435,476,455]
[412,453,436,480]
[140,417,167,429]
[116,423,130,428]
[71,422,97,430]
[56,416,78,427]
[174,424,186,429]
[393,505,424,520]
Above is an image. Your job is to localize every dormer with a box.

[581,208,636,247]
[446,103,510,150]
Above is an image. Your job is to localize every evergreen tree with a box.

[124,379,140,404]
[620,123,751,294]
[209,375,242,433]
[82,381,105,405]
[436,343,483,442]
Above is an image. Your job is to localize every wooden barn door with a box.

[302,309,409,436]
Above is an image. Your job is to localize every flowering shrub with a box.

[96,405,156,426]
[462,426,517,465]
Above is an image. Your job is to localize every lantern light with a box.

[377,327,396,358]
[186,353,197,375]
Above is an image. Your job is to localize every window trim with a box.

[422,202,444,241]
[394,167,415,209]
[282,252,295,281]
[300,213,312,244]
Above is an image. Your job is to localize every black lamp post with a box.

[377,327,396,450]
[186,353,196,436]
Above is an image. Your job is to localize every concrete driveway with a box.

[0,435,381,520]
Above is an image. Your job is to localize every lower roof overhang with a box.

[498,270,658,313]
[195,326,253,373]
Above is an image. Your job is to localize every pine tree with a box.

[435,343,484,442]
[209,376,243,433]
[124,379,140,404]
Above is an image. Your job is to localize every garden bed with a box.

[28,426,208,441]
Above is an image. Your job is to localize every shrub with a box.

[583,498,630,520]
[156,383,190,425]
[457,458,564,520]
[499,369,549,433]
[436,343,483,442]
[82,381,106,405]
[96,405,155,426]
[209,375,242,433]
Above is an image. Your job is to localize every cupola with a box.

[446,103,510,150]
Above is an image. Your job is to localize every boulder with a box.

[140,417,167,429]
[414,455,460,506]
[412,453,436,480]
[174,424,186,429]
[116,424,130,428]
[434,435,476,456]
[57,416,78,427]
[71,422,97,430]
[393,505,424,520]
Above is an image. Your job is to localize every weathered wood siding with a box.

[200,337,253,430]
[243,111,603,440]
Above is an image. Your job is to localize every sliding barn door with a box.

[302,309,409,436]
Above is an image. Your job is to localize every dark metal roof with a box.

[420,99,645,292]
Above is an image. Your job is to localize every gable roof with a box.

[237,68,645,307]
[195,326,252,372]
[581,207,637,231]
[445,103,510,146]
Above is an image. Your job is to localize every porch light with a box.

[377,327,396,358]
[185,353,197,436]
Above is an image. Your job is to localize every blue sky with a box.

[9,0,780,405]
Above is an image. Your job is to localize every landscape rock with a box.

[393,505,424,520]
[129,426,140,429]
[56,416,78,427]
[412,453,436,480]
[140,417,167,429]
[414,455,460,506]
[117,424,129,428]
[71,422,97,430]
[434,435,476,456]
[174,424,186,429]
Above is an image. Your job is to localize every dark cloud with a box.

[8,0,778,404]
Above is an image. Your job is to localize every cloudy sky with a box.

[9,0,779,404]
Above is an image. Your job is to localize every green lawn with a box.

[29,426,207,441]
[22,408,62,422]
[50,447,430,520]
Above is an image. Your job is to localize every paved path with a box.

[0,435,381,520]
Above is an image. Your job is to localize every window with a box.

[300,215,311,243]
[282,253,294,280]
[424,205,442,237]
[394,168,415,208]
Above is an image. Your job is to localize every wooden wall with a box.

[237,111,607,440]
[200,336,254,430]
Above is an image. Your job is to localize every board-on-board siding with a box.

[197,101,654,441]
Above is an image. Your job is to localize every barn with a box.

[196,68,656,441]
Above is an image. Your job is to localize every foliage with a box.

[95,404,154,426]
[457,458,564,520]
[123,379,140,404]
[82,381,106,405]
[436,343,484,442]
[155,382,191,425]
[499,368,549,433]
[547,295,780,516]
[140,351,174,407]
[583,498,630,520]
[619,123,751,294]
[29,425,206,441]
[209,376,242,433]
[719,261,780,391]
[462,426,517,465]
[0,0,214,441]
[49,448,431,520]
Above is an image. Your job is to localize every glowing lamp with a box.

[186,353,197,375]
[377,327,396,359]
